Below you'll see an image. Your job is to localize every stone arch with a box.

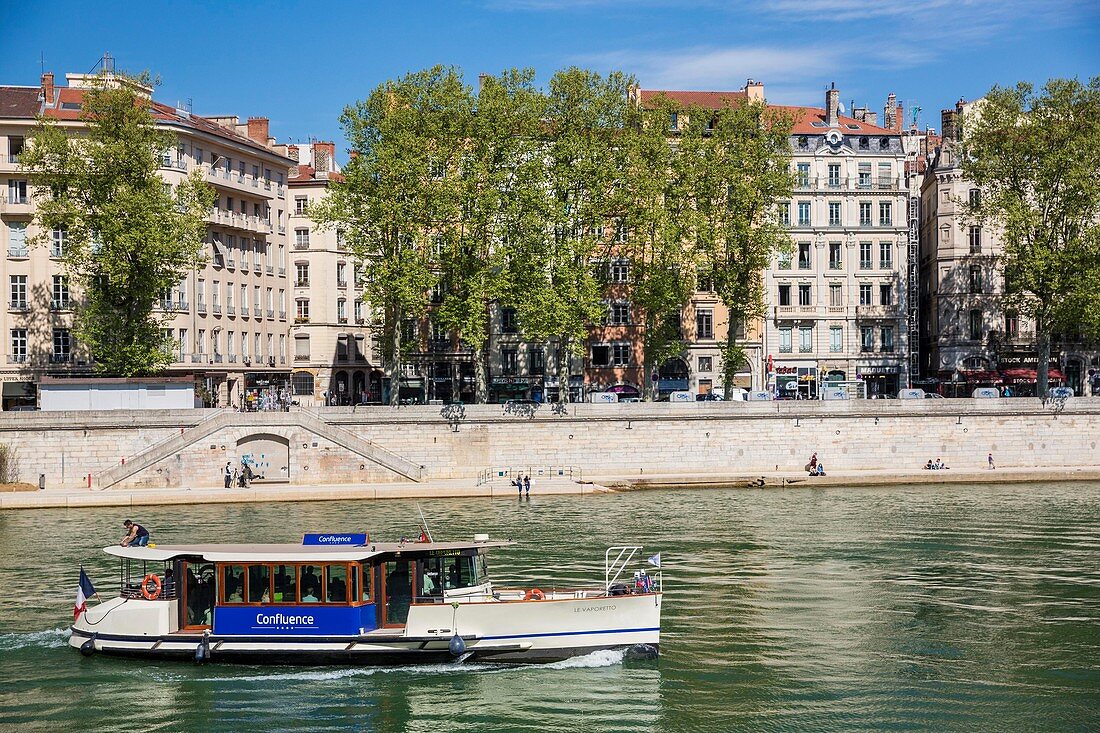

[237,433,291,482]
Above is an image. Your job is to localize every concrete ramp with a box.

[93,409,422,489]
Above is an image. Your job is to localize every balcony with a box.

[278,267,286,276]
[7,354,27,364]
[49,354,71,364]
[241,306,250,316]
[7,247,29,258]
[212,353,224,364]
[254,262,263,274]
[212,304,222,314]
[825,306,847,315]
[197,301,207,314]
[51,299,72,311]
[337,280,348,289]
[338,317,348,324]
[266,265,274,275]
[8,300,28,311]
[1,199,32,216]
[226,305,236,315]
[294,354,310,362]
[294,280,309,288]
[794,176,905,192]
[294,316,310,324]
[228,354,238,363]
[279,311,287,319]
[191,354,206,363]
[856,305,899,319]
[293,241,310,251]
[774,305,818,319]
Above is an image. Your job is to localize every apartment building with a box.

[919,101,1097,396]
[633,82,909,397]
[0,69,294,409]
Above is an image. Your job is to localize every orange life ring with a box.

[141,573,162,600]
[524,588,545,601]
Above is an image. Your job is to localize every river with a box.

[1,482,1097,732]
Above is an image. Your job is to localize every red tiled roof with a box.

[0,85,43,118]
[288,164,343,185]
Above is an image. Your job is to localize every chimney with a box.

[478,73,490,94]
[313,141,336,173]
[246,117,270,146]
[287,144,299,163]
[825,82,839,126]
[744,78,765,102]
[865,110,878,126]
[884,93,897,130]
[894,100,904,132]
[941,109,958,142]
[41,72,55,105]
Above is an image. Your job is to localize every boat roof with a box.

[104,540,512,563]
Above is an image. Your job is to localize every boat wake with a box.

[541,648,626,670]
[0,627,70,651]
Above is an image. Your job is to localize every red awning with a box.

[1000,368,1065,381]
[959,370,1000,381]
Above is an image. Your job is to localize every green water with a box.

[0,483,1097,732]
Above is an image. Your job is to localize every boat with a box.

[68,532,662,665]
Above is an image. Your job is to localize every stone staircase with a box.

[94,409,422,489]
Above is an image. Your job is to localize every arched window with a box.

[291,371,315,396]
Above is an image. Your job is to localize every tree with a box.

[962,77,1100,396]
[433,69,546,402]
[676,100,793,398]
[618,95,696,400]
[22,72,214,376]
[510,68,631,404]
[314,67,468,405]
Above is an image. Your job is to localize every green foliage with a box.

[962,77,1100,394]
[674,99,794,397]
[22,73,214,376]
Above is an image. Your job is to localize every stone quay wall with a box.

[1,399,1098,490]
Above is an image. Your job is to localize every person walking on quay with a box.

[223,462,233,489]
[808,453,818,473]
[524,475,531,497]
[120,519,149,547]
[988,452,996,470]
[512,477,522,496]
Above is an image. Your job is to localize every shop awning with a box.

[1000,367,1065,381]
[960,370,1000,381]
[2,382,35,398]
[606,384,640,395]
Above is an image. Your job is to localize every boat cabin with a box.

[104,535,507,637]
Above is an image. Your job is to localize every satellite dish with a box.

[838,101,846,114]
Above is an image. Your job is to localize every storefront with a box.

[657,358,690,398]
[774,364,817,400]
[242,373,292,411]
[1,381,36,411]
[543,374,584,403]
[857,365,900,397]
[490,376,541,403]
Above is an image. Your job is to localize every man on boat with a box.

[120,520,149,547]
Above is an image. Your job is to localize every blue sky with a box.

[2,1,1097,157]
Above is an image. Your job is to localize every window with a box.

[880,326,894,352]
[52,275,69,308]
[795,163,810,186]
[969,188,981,207]
[698,356,713,372]
[859,283,873,305]
[798,284,812,306]
[9,275,26,308]
[859,242,873,269]
[879,137,890,150]
[325,565,348,603]
[777,251,792,270]
[273,565,296,603]
[778,203,791,226]
[879,242,892,269]
[969,265,982,294]
[615,220,629,243]
[7,222,27,256]
[1005,311,1019,338]
[52,328,71,362]
[830,326,843,352]
[798,242,812,269]
[227,332,235,357]
[610,260,630,283]
[779,326,792,353]
[877,163,892,187]
[7,135,24,163]
[969,226,982,254]
[500,348,519,376]
[879,283,892,305]
[295,228,310,248]
[295,262,309,287]
[501,307,518,334]
[861,326,874,352]
[829,283,842,306]
[337,262,347,288]
[829,242,842,270]
[878,201,892,226]
[609,301,630,325]
[858,136,869,150]
[292,369,314,395]
[797,201,811,226]
[696,309,714,339]
[592,344,611,367]
[226,283,234,308]
[337,299,347,323]
[294,333,311,361]
[530,346,545,375]
[858,163,871,188]
[799,326,813,353]
[859,202,872,226]
[197,329,206,355]
[828,202,841,226]
[241,331,249,358]
[797,136,809,149]
[669,112,678,131]
[222,565,246,603]
[778,284,791,306]
[612,343,631,366]
[51,228,67,257]
[969,309,983,340]
[295,299,310,322]
[827,164,841,188]
[10,328,26,362]
[7,179,28,204]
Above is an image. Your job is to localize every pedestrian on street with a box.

[223,462,233,489]
[988,452,995,470]
[524,475,531,496]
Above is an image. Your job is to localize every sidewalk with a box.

[0,477,611,510]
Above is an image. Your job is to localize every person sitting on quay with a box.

[935,458,949,470]
[925,459,934,470]
[120,519,150,547]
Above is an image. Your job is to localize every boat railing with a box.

[120,583,181,601]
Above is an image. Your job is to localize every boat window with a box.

[420,557,445,598]
[223,565,246,603]
[359,562,373,602]
[442,555,484,590]
[273,564,297,603]
[326,565,348,603]
[300,565,321,603]
[248,565,271,603]
[349,565,359,603]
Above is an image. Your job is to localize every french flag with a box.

[74,567,97,621]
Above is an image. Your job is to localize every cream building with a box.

[0,68,294,409]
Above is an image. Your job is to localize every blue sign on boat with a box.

[302,533,368,546]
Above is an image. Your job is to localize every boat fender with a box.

[79,635,96,657]
[141,574,162,600]
[449,634,466,656]
[524,588,545,601]
[195,635,211,664]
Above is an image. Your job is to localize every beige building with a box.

[0,69,294,409]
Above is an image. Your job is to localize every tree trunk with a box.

[386,304,402,406]
[642,312,657,402]
[723,312,740,400]
[474,342,488,404]
[557,337,571,405]
[1036,325,1051,399]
